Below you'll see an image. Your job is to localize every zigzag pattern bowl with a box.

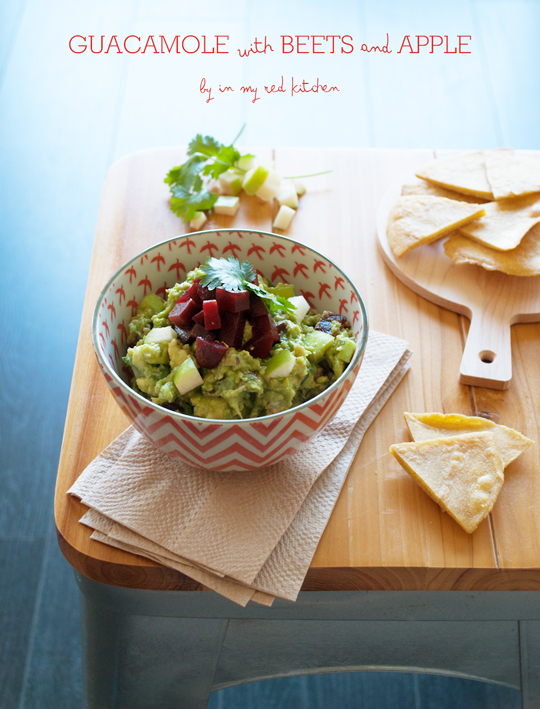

[92,230,368,471]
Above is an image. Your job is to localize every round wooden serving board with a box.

[376,175,540,390]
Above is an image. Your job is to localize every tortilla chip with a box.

[444,225,540,277]
[401,181,490,204]
[403,412,533,467]
[415,152,494,200]
[387,195,486,257]
[458,193,540,250]
[485,150,540,200]
[391,432,504,534]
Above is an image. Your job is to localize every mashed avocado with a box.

[123,267,356,420]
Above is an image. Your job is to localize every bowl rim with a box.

[92,228,369,425]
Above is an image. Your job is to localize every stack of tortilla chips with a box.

[387,150,540,276]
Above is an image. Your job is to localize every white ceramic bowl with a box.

[92,229,368,471]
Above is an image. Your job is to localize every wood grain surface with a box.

[54,147,540,592]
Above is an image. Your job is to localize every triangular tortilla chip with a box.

[391,432,504,534]
[459,193,540,251]
[415,152,494,200]
[403,412,533,467]
[387,195,486,257]
[485,150,540,200]
[444,225,540,277]
[401,181,490,204]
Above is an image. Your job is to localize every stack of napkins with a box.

[69,331,411,607]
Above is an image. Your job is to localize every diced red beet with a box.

[203,300,222,330]
[248,292,268,318]
[196,338,228,369]
[251,313,279,342]
[243,332,274,359]
[192,310,205,325]
[216,288,250,313]
[169,298,200,327]
[172,325,193,344]
[190,323,215,341]
[220,311,246,349]
[196,280,216,302]
[177,280,202,308]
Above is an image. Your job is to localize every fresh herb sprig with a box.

[164,126,251,222]
[199,257,295,315]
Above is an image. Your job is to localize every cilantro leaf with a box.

[187,134,221,157]
[165,155,207,190]
[199,257,295,315]
[170,186,218,222]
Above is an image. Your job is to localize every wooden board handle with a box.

[459,311,512,390]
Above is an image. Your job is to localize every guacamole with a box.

[122,266,357,420]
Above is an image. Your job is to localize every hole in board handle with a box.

[479,350,496,364]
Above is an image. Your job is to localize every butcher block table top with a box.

[54,147,540,593]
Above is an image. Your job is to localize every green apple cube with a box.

[145,326,176,344]
[219,169,243,196]
[189,211,207,230]
[255,169,282,201]
[213,196,240,216]
[265,349,295,378]
[173,358,203,395]
[273,205,295,230]
[277,181,298,209]
[237,155,255,171]
[338,338,356,362]
[139,293,165,315]
[303,330,334,361]
[288,295,310,323]
[242,165,269,195]
[292,179,306,196]
[267,283,295,299]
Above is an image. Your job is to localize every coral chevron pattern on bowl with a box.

[92,229,368,472]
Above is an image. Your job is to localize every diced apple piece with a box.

[288,295,310,323]
[255,169,282,201]
[202,299,221,330]
[292,179,306,196]
[218,169,243,196]
[173,358,203,394]
[139,293,165,315]
[216,288,250,313]
[277,181,299,209]
[189,211,207,230]
[195,337,228,369]
[243,165,269,195]
[169,298,200,327]
[338,338,356,363]
[273,205,296,230]
[265,349,295,378]
[237,155,255,171]
[303,329,334,361]
[144,326,177,344]
[213,196,240,216]
[267,283,295,299]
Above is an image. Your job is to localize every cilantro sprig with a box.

[199,257,295,315]
[165,126,252,222]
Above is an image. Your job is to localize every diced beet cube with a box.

[196,280,216,302]
[220,311,246,349]
[249,292,268,318]
[251,313,279,342]
[178,280,201,308]
[203,300,222,330]
[196,338,228,369]
[169,298,199,327]
[216,288,250,313]
[243,332,274,359]
[192,310,205,325]
[190,323,215,341]
[172,325,193,344]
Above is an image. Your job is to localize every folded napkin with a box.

[70,331,411,607]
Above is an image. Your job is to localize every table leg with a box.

[79,585,227,709]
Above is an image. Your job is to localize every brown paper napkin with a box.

[70,331,411,606]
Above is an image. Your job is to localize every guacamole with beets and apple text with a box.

[122,263,357,420]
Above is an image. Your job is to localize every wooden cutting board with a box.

[376,175,540,390]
